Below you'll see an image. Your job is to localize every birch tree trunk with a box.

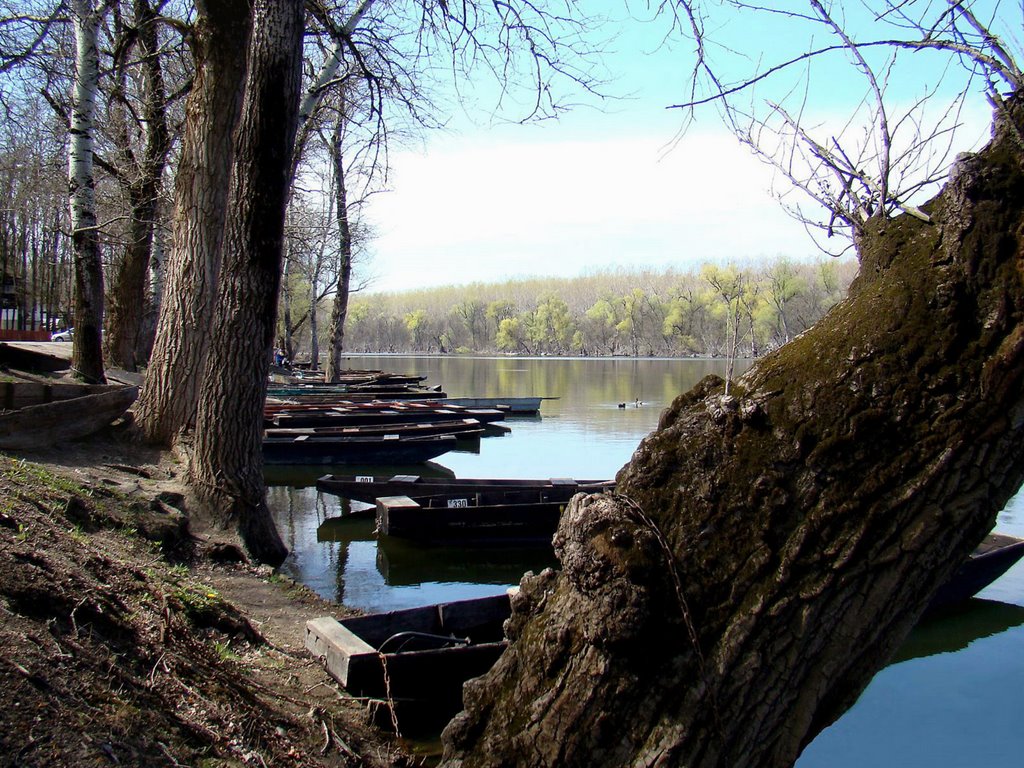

[324,114,353,383]
[187,0,304,566]
[68,0,105,384]
[135,0,251,444]
[441,100,1024,768]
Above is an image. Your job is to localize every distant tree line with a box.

[322,259,856,359]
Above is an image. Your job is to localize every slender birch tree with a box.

[67,0,106,383]
[323,109,354,382]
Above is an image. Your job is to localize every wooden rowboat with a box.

[0,381,139,450]
[316,474,614,504]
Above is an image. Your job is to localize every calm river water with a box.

[266,355,1024,766]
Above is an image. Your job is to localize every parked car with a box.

[51,328,73,342]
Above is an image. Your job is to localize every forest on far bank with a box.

[296,257,858,360]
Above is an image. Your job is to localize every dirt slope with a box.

[0,421,413,767]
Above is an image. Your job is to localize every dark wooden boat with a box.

[316,474,614,504]
[264,460,455,489]
[0,382,139,450]
[278,370,429,387]
[375,489,587,545]
[262,433,458,465]
[267,404,506,429]
[305,592,512,732]
[268,385,446,402]
[264,417,488,441]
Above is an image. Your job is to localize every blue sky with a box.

[359,1,1004,294]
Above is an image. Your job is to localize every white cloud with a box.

[364,128,816,292]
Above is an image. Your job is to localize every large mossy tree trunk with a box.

[440,104,1024,767]
[187,0,304,566]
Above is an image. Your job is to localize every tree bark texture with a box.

[325,116,352,383]
[441,103,1024,767]
[135,0,250,443]
[68,0,106,384]
[105,0,171,372]
[188,0,304,566]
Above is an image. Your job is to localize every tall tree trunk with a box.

[441,101,1024,767]
[188,0,304,566]
[68,0,105,384]
[105,0,171,372]
[280,1,374,375]
[139,201,166,360]
[308,277,319,370]
[324,115,352,383]
[281,240,294,362]
[135,0,251,444]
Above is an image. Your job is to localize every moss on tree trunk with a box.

[440,102,1024,767]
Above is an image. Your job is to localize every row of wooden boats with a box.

[262,388,518,464]
[262,370,529,464]
[306,532,1024,732]
[268,368,448,402]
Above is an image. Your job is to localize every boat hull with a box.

[262,434,457,465]
[0,383,138,449]
[305,593,511,732]
[376,494,569,545]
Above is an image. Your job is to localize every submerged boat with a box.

[0,381,138,450]
[306,534,1024,732]
[316,473,614,504]
[305,592,512,732]
[262,433,458,465]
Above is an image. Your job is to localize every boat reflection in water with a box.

[374,536,557,587]
[893,597,1024,664]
